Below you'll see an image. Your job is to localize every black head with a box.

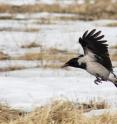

[62,57,79,68]
[62,55,86,69]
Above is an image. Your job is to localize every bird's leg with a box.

[94,74,103,85]
[94,77,102,85]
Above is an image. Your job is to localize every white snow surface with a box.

[0,17,117,55]
[0,0,85,5]
[0,68,117,111]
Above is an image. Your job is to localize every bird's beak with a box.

[61,63,68,68]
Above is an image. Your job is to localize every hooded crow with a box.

[62,29,117,87]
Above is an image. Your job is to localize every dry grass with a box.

[8,45,116,70]
[77,100,109,112]
[12,48,77,69]
[13,47,77,62]
[0,66,27,72]
[0,27,39,32]
[0,51,10,60]
[21,42,42,48]
[111,54,117,61]
[110,45,117,61]
[0,1,117,20]
[0,15,15,20]
[35,17,57,24]
[35,15,81,24]
[0,45,116,71]
[0,100,113,124]
[0,46,77,71]
[79,0,117,20]
[111,45,117,49]
[0,103,25,124]
[0,3,73,13]
[56,16,81,21]
[12,52,75,69]
[106,22,117,27]
[0,44,116,72]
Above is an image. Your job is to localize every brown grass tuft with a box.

[11,48,77,69]
[11,100,84,124]
[77,100,109,112]
[9,46,117,70]
[21,42,42,48]
[0,27,39,32]
[111,54,117,61]
[0,66,26,72]
[0,1,117,20]
[106,22,117,27]
[0,103,25,124]
[12,48,77,62]
[111,45,117,49]
[0,51,10,60]
[0,100,115,124]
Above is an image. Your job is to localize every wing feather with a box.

[99,40,107,43]
[95,35,104,40]
[93,31,101,38]
[87,29,96,37]
[83,30,88,39]
[79,29,112,72]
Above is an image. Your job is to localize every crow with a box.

[62,29,117,87]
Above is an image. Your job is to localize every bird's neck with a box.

[78,57,86,69]
[79,63,86,69]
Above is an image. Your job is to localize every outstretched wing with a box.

[79,29,113,72]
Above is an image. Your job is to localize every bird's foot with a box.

[94,77,102,85]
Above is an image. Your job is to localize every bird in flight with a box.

[62,29,117,87]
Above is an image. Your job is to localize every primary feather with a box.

[79,29,112,72]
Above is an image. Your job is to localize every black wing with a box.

[79,29,113,72]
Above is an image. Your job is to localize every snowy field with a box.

[0,0,85,5]
[0,13,116,69]
[0,9,116,111]
[0,13,117,55]
[0,67,117,111]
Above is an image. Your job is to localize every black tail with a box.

[109,72,117,88]
[112,72,117,88]
[112,71,117,78]
[114,82,117,87]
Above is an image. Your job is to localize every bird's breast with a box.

[86,61,110,79]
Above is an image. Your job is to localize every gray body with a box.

[78,52,109,80]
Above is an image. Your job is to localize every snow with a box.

[0,0,85,5]
[0,12,116,54]
[0,17,117,55]
[0,60,39,68]
[0,68,117,111]
[0,0,38,5]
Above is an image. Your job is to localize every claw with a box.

[94,79,99,85]
[94,77,102,85]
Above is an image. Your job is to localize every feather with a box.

[95,35,104,40]
[93,31,101,38]
[78,29,112,71]
[82,30,88,39]
[87,29,96,37]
